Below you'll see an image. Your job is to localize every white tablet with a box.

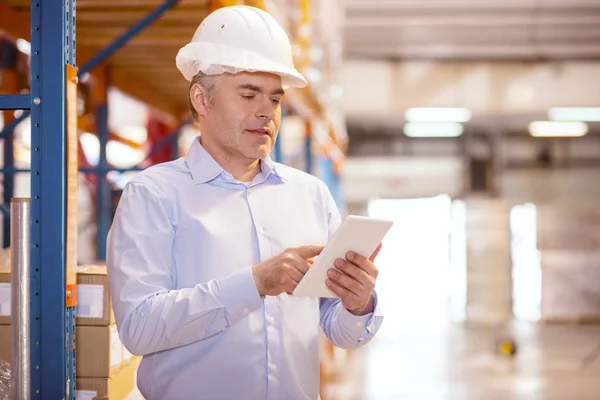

[292,215,394,298]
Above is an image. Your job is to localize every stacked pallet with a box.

[0,262,141,399]
[537,206,600,323]
[464,198,513,324]
[74,265,140,400]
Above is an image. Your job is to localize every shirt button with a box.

[266,316,274,325]
[356,321,363,327]
[243,308,249,314]
[268,363,277,372]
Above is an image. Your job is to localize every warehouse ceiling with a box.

[342,0,600,61]
[1,0,213,121]
[0,0,325,125]
[340,0,600,162]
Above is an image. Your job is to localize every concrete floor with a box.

[323,321,600,400]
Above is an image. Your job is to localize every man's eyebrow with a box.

[237,84,285,96]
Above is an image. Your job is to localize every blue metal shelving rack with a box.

[30,0,77,397]
[0,0,77,398]
[76,0,179,261]
[0,0,180,395]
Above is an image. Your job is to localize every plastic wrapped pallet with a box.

[541,250,600,322]
[0,359,10,400]
[463,198,512,323]
[537,205,600,251]
[537,205,600,321]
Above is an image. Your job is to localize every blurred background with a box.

[2,0,600,399]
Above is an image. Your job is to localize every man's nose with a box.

[256,99,276,120]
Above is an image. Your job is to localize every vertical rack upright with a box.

[29,0,76,398]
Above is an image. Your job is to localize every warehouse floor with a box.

[324,321,600,400]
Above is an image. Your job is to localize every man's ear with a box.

[190,83,210,117]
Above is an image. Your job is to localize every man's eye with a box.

[242,95,255,100]
[272,98,281,104]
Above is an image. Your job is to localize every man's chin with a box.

[245,146,272,160]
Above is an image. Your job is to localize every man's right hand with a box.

[252,245,324,296]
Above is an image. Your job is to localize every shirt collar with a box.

[185,137,288,185]
[259,151,288,182]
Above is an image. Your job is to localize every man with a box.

[107,5,383,400]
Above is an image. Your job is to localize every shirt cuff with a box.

[338,291,383,338]
[217,266,262,325]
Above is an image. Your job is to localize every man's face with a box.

[195,72,284,163]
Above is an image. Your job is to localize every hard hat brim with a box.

[176,42,308,88]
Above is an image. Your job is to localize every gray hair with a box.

[188,71,224,123]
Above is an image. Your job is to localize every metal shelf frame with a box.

[0,0,76,398]
[0,0,180,397]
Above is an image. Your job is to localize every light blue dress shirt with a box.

[107,138,383,400]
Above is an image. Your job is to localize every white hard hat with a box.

[176,5,308,88]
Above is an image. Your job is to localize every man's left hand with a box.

[326,243,382,316]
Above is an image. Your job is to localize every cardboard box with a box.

[77,325,126,378]
[76,356,141,400]
[0,248,10,272]
[3,324,134,379]
[0,324,10,363]
[0,266,115,327]
[0,271,10,325]
[76,265,115,326]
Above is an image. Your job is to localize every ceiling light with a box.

[548,107,600,122]
[528,121,588,137]
[405,107,471,123]
[404,122,463,138]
